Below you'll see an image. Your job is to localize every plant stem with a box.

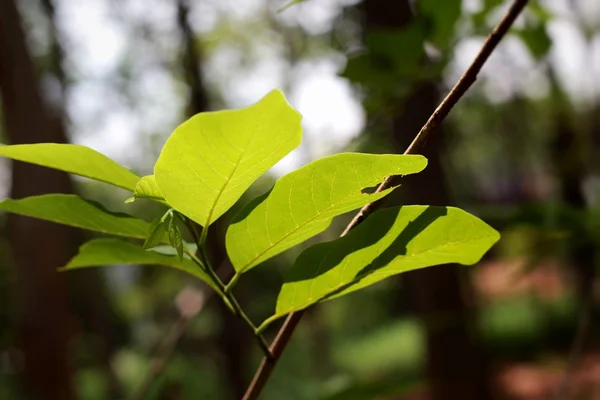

[242,1,530,399]
[181,217,273,359]
[225,272,240,293]
[228,294,274,360]
[198,220,209,247]
[255,315,279,335]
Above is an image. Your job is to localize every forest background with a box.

[1,0,600,399]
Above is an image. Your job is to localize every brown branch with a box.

[242,1,529,399]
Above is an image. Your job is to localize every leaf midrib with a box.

[204,135,252,228]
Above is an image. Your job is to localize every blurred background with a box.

[1,0,600,399]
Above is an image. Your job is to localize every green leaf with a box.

[273,206,499,320]
[154,89,302,227]
[0,144,140,191]
[168,217,184,260]
[0,194,151,239]
[517,24,551,60]
[143,217,168,250]
[61,239,215,289]
[342,24,427,90]
[226,153,427,273]
[420,0,461,49]
[127,175,166,204]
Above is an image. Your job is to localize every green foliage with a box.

[419,0,461,49]
[0,89,500,369]
[342,24,427,91]
[61,239,215,289]
[167,215,184,260]
[143,216,169,250]
[0,143,140,191]
[154,89,302,228]
[517,23,551,61]
[0,194,152,239]
[226,153,427,273]
[127,175,165,204]
[272,206,499,321]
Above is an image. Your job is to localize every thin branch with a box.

[242,1,529,399]
[182,222,274,360]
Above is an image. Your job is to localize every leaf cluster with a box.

[0,89,499,351]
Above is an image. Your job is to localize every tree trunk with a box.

[176,1,248,397]
[360,1,493,398]
[391,81,492,400]
[0,0,76,398]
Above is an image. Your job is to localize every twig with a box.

[242,1,529,399]
[183,225,274,360]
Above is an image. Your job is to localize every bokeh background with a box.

[1,0,600,399]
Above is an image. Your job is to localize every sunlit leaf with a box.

[154,89,302,227]
[61,239,215,289]
[272,206,499,320]
[0,144,139,191]
[226,153,427,273]
[126,175,166,204]
[0,194,151,239]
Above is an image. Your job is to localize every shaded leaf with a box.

[0,144,139,191]
[420,0,461,49]
[226,153,427,273]
[168,217,184,260]
[61,239,215,289]
[273,206,499,319]
[517,24,551,60]
[366,25,426,71]
[143,217,168,250]
[154,89,302,227]
[0,194,151,239]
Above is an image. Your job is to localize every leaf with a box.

[127,175,166,204]
[517,24,551,60]
[342,24,427,90]
[61,239,215,290]
[419,0,461,49]
[0,144,140,191]
[226,153,427,273]
[273,206,499,320]
[168,217,184,260]
[154,89,302,227]
[0,194,152,239]
[143,217,168,250]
